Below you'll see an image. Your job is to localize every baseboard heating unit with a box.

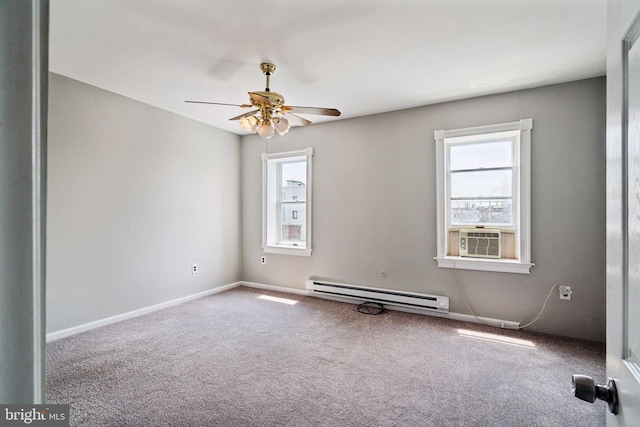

[305,278,449,312]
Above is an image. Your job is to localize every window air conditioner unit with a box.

[459,229,501,259]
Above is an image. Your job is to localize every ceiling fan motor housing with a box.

[252,91,285,108]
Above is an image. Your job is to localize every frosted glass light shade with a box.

[240,115,259,133]
[273,117,290,135]
[258,121,275,139]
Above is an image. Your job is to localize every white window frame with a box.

[434,119,533,274]
[262,148,313,256]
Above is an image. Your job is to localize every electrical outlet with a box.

[261,256,267,265]
[559,284,572,300]
[192,264,198,274]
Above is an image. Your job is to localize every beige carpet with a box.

[46,286,606,426]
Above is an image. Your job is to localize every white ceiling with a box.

[49,0,607,135]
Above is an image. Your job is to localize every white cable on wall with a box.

[453,265,561,330]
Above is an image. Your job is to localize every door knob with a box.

[571,374,619,414]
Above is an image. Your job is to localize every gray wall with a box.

[242,77,606,342]
[47,74,242,332]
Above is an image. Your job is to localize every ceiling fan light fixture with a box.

[257,119,275,139]
[273,116,290,135]
[240,115,259,133]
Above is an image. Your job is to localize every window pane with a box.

[280,204,305,243]
[281,160,306,184]
[451,199,513,225]
[281,161,306,202]
[450,141,512,170]
[451,170,512,198]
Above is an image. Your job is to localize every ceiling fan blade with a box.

[185,100,252,108]
[283,112,312,127]
[229,110,260,121]
[281,105,341,116]
[249,92,273,108]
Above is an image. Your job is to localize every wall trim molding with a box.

[46,282,243,342]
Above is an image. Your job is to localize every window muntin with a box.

[262,149,313,256]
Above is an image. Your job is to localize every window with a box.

[262,148,313,256]
[434,119,533,274]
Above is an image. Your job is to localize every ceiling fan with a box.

[185,63,341,139]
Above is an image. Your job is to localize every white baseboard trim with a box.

[46,282,243,342]
[242,281,520,330]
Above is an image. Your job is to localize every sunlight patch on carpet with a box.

[258,295,298,305]
[457,329,537,349]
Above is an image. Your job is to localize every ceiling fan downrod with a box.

[260,63,276,92]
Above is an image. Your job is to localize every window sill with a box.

[263,245,312,257]
[434,256,534,274]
